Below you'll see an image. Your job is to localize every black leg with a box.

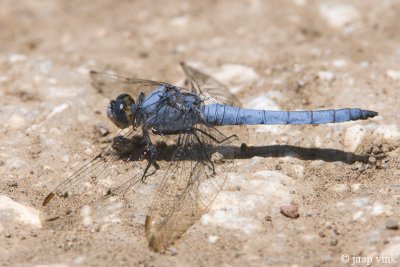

[140,128,159,182]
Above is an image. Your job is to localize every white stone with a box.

[292,165,304,177]
[202,172,292,234]
[6,157,26,170]
[215,64,259,85]
[292,0,306,6]
[371,201,393,216]
[319,4,360,29]
[47,78,58,84]
[351,183,362,192]
[332,59,348,68]
[77,66,90,74]
[74,256,86,264]
[302,234,317,242]
[380,243,400,258]
[317,71,335,81]
[329,184,349,193]
[344,125,365,152]
[360,61,369,68]
[8,113,26,129]
[0,195,41,228]
[8,54,27,63]
[352,210,364,221]
[208,235,219,243]
[38,60,53,74]
[373,124,400,140]
[255,125,285,135]
[352,198,369,207]
[246,95,280,110]
[0,76,10,83]
[386,69,400,80]
[81,205,92,227]
[336,202,345,207]
[170,16,188,26]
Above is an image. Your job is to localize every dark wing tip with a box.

[42,192,55,206]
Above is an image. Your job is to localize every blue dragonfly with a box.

[41,63,377,252]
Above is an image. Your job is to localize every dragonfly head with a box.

[107,93,135,129]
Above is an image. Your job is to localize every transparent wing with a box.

[40,128,151,231]
[90,70,190,100]
[145,122,237,252]
[180,62,242,107]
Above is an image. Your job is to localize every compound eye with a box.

[109,94,135,129]
[116,93,135,107]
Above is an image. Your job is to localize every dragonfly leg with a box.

[140,127,159,182]
[193,130,216,174]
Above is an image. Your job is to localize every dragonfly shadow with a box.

[115,136,369,164]
[234,144,369,164]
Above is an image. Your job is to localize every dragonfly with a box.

[41,62,378,252]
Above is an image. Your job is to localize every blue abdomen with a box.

[201,104,377,125]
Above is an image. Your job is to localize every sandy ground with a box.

[1,0,400,266]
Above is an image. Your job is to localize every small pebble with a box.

[319,4,360,29]
[368,156,376,164]
[381,243,400,258]
[329,184,349,193]
[351,184,362,192]
[371,146,380,154]
[382,144,389,153]
[333,227,340,235]
[386,69,400,80]
[8,114,26,129]
[167,247,177,256]
[317,71,335,81]
[280,203,300,219]
[215,64,259,85]
[371,201,393,216]
[386,219,399,230]
[93,122,110,137]
[208,235,219,243]
[351,162,363,171]
[352,197,369,207]
[8,54,27,63]
[352,210,364,221]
